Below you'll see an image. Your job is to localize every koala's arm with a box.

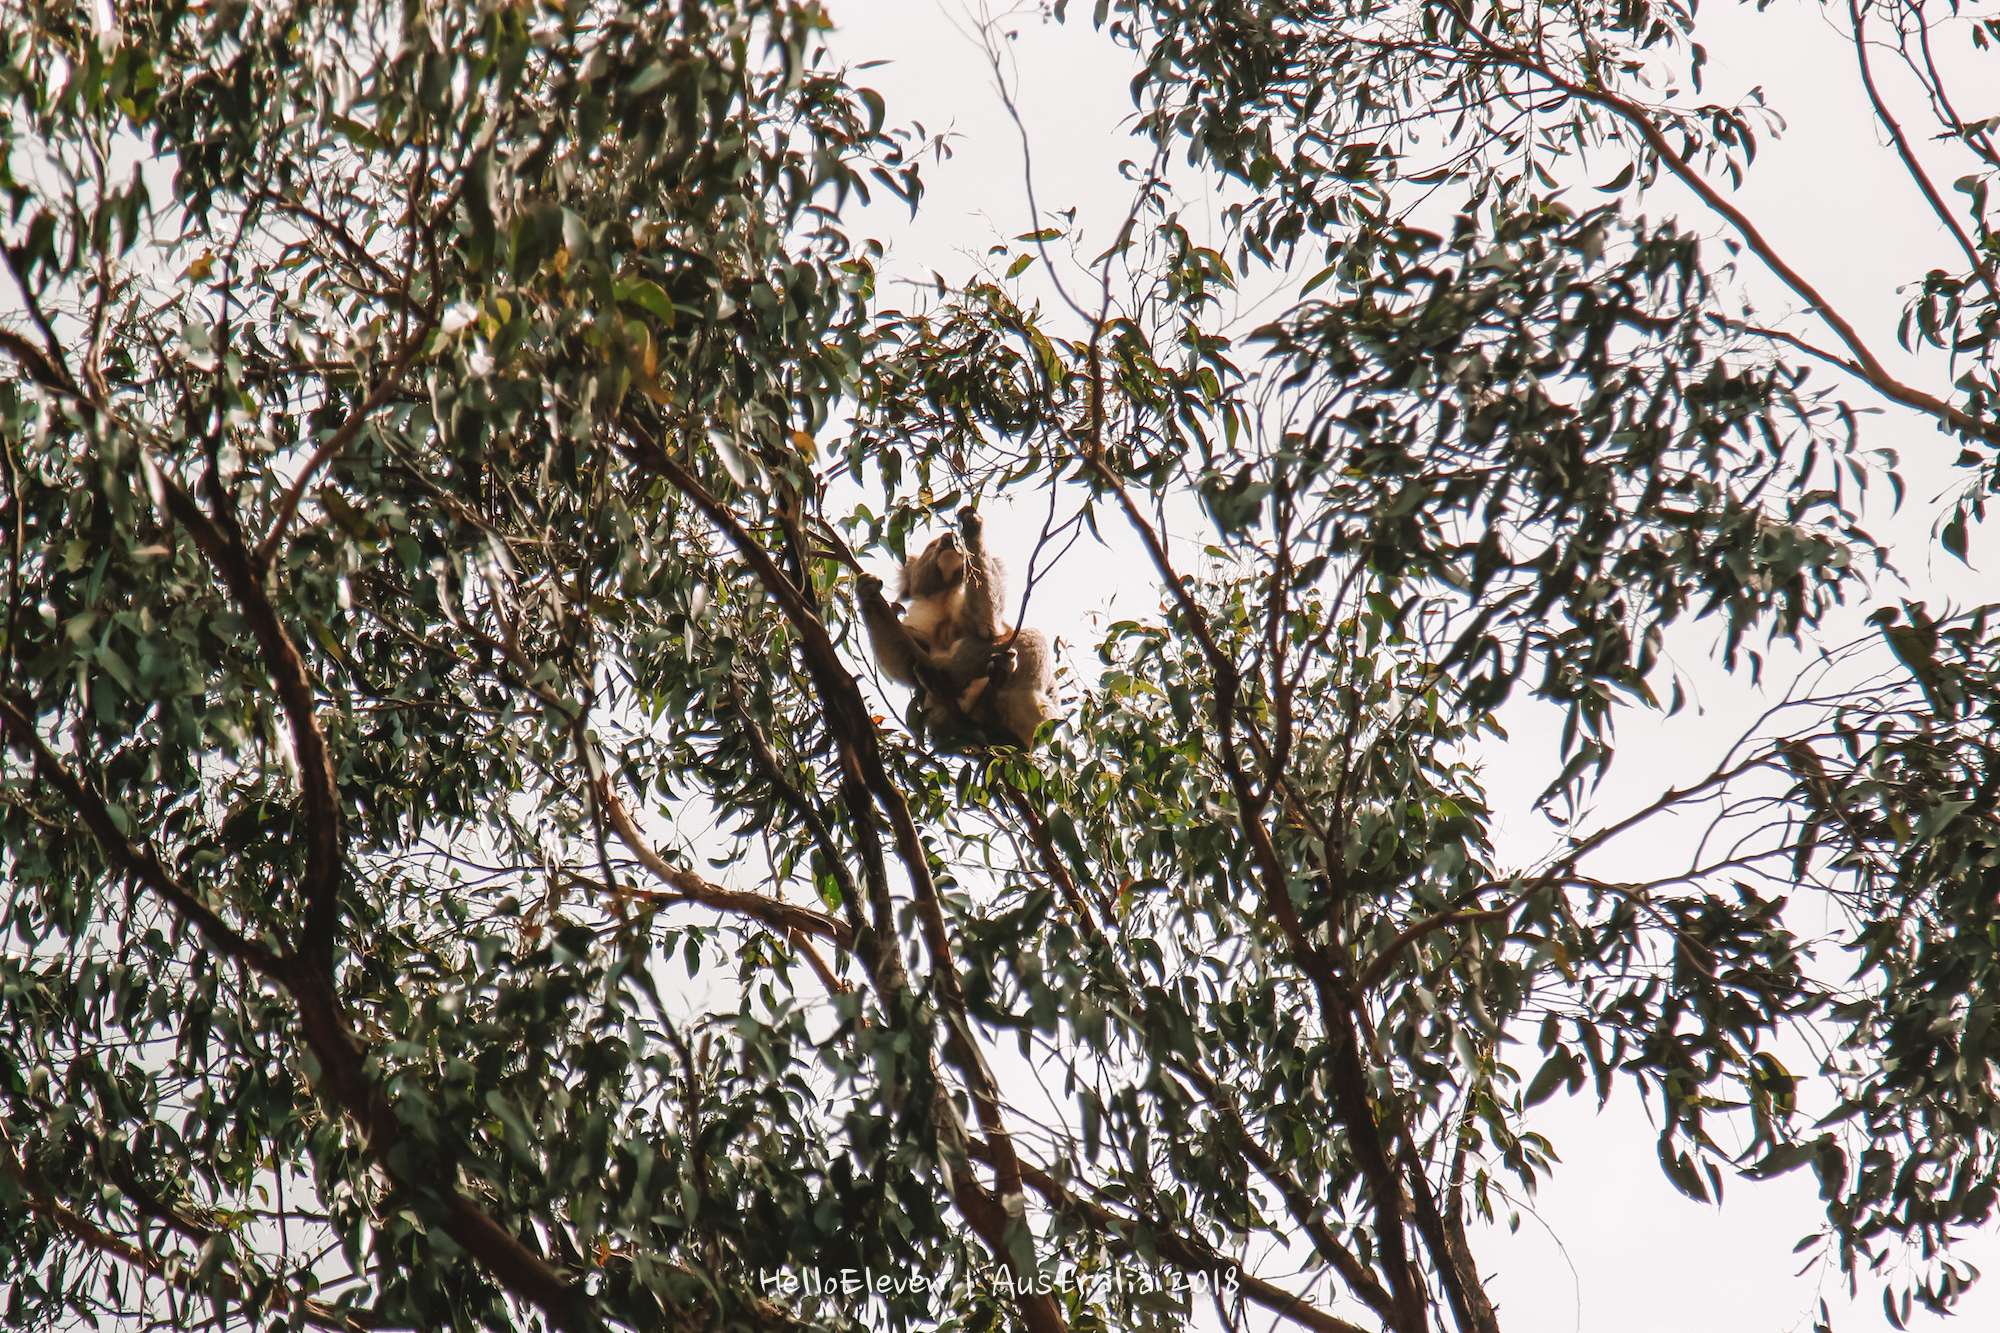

[955,507,1005,642]
[856,573,929,688]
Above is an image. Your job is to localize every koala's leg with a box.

[952,641,1017,711]
[982,628,1056,747]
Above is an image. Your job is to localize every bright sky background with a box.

[822,2,2000,1330]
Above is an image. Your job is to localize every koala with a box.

[856,507,1056,749]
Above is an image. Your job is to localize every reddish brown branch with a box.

[786,928,852,998]
[593,780,854,950]
[148,460,346,967]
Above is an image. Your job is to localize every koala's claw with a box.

[959,506,983,539]
[857,572,885,600]
[987,647,1018,675]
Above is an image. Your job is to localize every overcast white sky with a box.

[822,2,2000,1330]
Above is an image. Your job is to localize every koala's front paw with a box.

[958,506,983,541]
[857,572,886,601]
[986,646,1019,676]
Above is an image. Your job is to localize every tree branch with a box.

[1848,0,1999,308]
[1082,452,1426,1331]
[965,1137,1373,1333]
[253,325,435,573]
[616,417,1067,1333]
[1397,1131,1500,1333]
[1163,1061,1398,1324]
[145,457,345,968]
[0,693,282,974]
[1357,903,1515,992]
[0,327,79,395]
[0,697,592,1333]
[1,244,78,395]
[591,780,854,950]
[727,684,868,934]
[1449,35,2000,445]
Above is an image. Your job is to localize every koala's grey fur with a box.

[856,508,1055,748]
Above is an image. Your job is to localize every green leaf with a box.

[624,62,672,96]
[1523,1049,1576,1106]
[615,277,675,324]
[1942,509,1969,563]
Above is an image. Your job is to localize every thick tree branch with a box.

[146,458,346,967]
[1397,1132,1499,1333]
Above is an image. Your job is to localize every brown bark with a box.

[151,466,346,968]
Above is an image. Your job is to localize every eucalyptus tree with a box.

[2,4,1999,1333]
